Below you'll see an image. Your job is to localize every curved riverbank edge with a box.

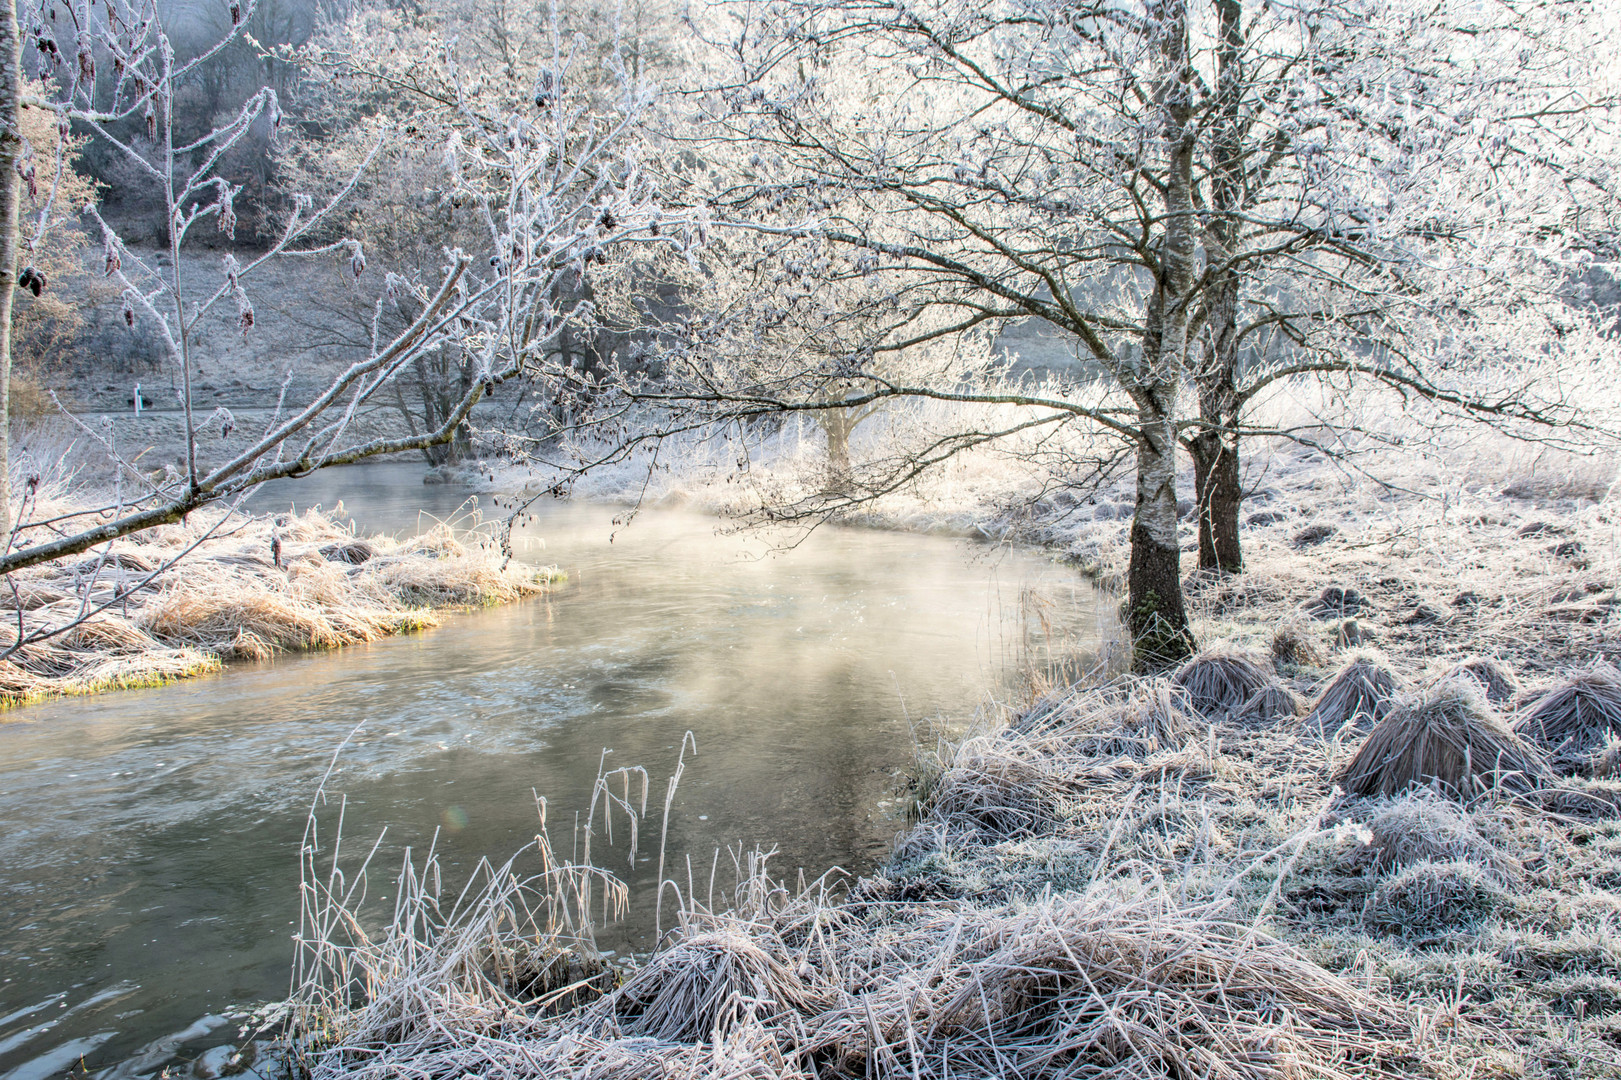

[279,444,1621,1079]
[0,501,560,711]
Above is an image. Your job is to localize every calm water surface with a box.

[0,464,1112,1079]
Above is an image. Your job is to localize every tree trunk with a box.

[1126,0,1198,672]
[1130,397,1195,670]
[823,407,853,489]
[1191,0,1246,575]
[1190,429,1242,573]
[0,0,21,537]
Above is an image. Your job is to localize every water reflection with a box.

[0,464,1112,1077]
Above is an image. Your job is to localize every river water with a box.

[0,464,1112,1080]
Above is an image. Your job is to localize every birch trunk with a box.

[1127,0,1198,670]
[1129,387,1195,669]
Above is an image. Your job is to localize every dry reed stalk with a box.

[1513,662,1621,772]
[1336,683,1548,798]
[1303,651,1402,736]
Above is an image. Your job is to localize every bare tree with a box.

[1180,0,1619,572]
[279,0,685,461]
[0,0,676,579]
[597,0,1617,669]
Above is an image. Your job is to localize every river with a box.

[0,463,1113,1080]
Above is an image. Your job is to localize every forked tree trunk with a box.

[0,0,19,537]
[1126,0,1198,671]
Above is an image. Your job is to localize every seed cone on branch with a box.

[1514,662,1621,773]
[1337,683,1548,798]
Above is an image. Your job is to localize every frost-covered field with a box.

[488,374,1621,676]
[282,382,1621,1080]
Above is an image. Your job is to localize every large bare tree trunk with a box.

[1130,389,1195,669]
[0,0,21,537]
[1126,0,1198,671]
[1191,0,1246,575]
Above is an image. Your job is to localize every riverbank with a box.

[287,665,1621,1080]
[0,493,558,709]
[280,415,1621,1079]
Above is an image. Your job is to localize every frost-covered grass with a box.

[284,372,1621,1077]
[0,440,558,708]
[288,638,1621,1079]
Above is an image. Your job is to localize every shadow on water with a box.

[0,462,1115,1079]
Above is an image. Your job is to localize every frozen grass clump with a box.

[1173,644,1282,720]
[1009,677,1134,738]
[1589,735,1621,779]
[1365,860,1510,935]
[1430,656,1520,706]
[1515,663,1621,773]
[1526,779,1621,819]
[1303,650,1402,736]
[1337,683,1548,798]
[1366,790,1522,884]
[888,890,1410,1080]
[919,732,1079,838]
[602,930,828,1042]
[1271,618,1326,667]
[1236,680,1303,725]
[1028,677,1199,759]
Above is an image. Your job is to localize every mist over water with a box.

[0,464,1112,1078]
